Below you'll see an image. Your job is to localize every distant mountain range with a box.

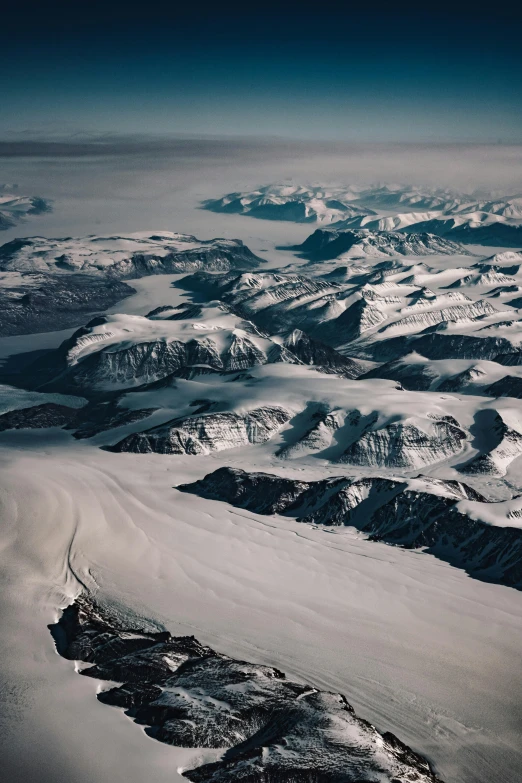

[204,182,522,246]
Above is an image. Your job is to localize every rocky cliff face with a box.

[49,597,444,783]
[337,415,467,470]
[281,329,364,378]
[486,375,522,399]
[13,306,306,394]
[379,299,500,336]
[361,356,438,391]
[107,406,291,455]
[67,334,279,390]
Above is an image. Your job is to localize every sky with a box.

[2,1,522,144]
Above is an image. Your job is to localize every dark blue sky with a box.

[2,2,521,142]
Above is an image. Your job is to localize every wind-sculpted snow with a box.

[179,467,522,588]
[107,405,291,454]
[49,597,444,783]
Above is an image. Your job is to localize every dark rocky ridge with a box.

[351,333,516,363]
[486,375,522,399]
[0,402,79,431]
[179,467,522,588]
[0,400,157,439]
[401,220,522,247]
[361,357,438,391]
[0,273,135,336]
[49,596,444,783]
[281,329,363,378]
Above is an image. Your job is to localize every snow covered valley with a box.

[1,180,522,783]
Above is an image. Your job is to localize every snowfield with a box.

[1,180,522,783]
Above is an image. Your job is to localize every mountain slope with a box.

[179,467,522,588]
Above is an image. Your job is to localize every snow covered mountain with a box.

[290,228,471,260]
[203,183,472,224]
[0,232,263,335]
[400,215,522,246]
[202,183,371,224]
[0,185,52,230]
[10,301,366,394]
[205,182,522,246]
[3,184,522,783]
[0,232,262,278]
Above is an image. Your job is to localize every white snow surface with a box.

[1,181,522,783]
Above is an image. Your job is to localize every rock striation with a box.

[107,406,291,455]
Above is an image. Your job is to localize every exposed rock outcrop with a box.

[179,467,522,588]
[107,406,292,455]
[49,597,444,783]
[0,273,135,336]
[337,414,467,470]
